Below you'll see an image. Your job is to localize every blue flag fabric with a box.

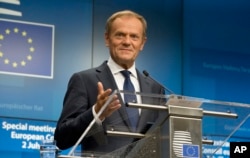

[183,144,199,158]
[0,19,54,78]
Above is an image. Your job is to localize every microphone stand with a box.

[143,70,175,94]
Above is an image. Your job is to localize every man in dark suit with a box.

[54,10,164,154]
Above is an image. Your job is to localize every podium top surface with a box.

[116,90,250,110]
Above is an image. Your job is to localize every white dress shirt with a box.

[107,57,141,102]
[93,57,141,123]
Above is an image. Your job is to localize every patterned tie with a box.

[120,70,139,132]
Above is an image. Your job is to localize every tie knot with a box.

[120,70,131,78]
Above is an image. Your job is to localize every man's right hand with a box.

[94,82,121,120]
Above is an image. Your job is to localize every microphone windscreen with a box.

[142,70,149,77]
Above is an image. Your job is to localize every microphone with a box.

[143,70,175,94]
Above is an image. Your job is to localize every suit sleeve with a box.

[54,72,106,150]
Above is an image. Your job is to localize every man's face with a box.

[105,16,146,69]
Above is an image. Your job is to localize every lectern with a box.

[58,90,250,158]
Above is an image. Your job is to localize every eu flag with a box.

[183,144,199,158]
[0,19,54,79]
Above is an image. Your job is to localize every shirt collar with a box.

[107,57,137,78]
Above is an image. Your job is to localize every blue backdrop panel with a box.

[183,0,250,104]
[183,1,250,157]
[0,0,93,121]
[0,117,56,158]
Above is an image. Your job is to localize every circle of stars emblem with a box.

[0,27,35,68]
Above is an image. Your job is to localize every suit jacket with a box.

[54,61,164,153]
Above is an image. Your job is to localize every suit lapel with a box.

[136,70,154,132]
[96,61,117,90]
[96,62,131,130]
[137,69,151,94]
[95,64,155,133]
